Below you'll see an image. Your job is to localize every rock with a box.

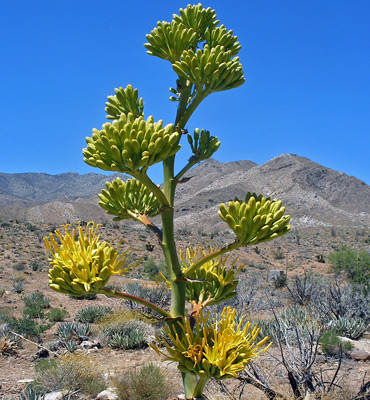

[96,387,120,400]
[44,392,65,400]
[349,350,370,361]
[80,339,101,350]
[17,379,34,384]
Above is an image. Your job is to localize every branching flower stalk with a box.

[45,4,291,399]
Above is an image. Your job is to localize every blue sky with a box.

[1,1,369,185]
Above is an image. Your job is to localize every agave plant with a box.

[45,4,291,399]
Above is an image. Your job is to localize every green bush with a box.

[23,292,51,320]
[143,258,164,278]
[328,247,370,285]
[319,331,353,357]
[12,317,50,338]
[23,292,51,309]
[113,363,173,400]
[46,308,70,322]
[74,305,113,323]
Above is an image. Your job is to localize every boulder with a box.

[349,350,370,361]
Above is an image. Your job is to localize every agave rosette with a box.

[45,222,133,296]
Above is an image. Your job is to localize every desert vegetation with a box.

[1,3,370,400]
[1,219,370,399]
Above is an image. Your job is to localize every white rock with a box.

[44,392,64,400]
[96,387,120,400]
[17,379,34,384]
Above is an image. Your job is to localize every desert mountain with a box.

[0,154,369,228]
[0,172,127,207]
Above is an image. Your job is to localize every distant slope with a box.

[0,155,369,228]
[173,154,370,229]
[0,172,127,207]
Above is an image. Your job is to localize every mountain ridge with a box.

[0,154,369,228]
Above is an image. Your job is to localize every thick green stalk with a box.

[161,80,194,318]
[131,170,170,207]
[162,80,210,398]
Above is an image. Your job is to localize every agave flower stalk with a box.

[45,4,291,399]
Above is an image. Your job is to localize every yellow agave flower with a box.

[44,222,132,296]
[155,247,243,309]
[152,307,270,380]
[180,247,243,308]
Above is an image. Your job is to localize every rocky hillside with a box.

[174,154,370,230]
[0,154,369,228]
[0,172,128,206]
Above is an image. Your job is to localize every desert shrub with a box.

[22,292,51,320]
[23,292,51,309]
[34,354,106,396]
[142,258,166,278]
[216,275,267,315]
[12,316,50,337]
[318,279,370,322]
[113,363,173,400]
[74,305,112,323]
[328,247,370,285]
[0,307,13,324]
[319,331,353,357]
[285,271,323,306]
[31,261,44,271]
[272,247,284,260]
[273,273,287,288]
[256,305,323,344]
[46,308,70,322]
[13,261,26,271]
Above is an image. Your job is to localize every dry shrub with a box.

[112,363,173,400]
[34,353,106,396]
[0,335,18,355]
